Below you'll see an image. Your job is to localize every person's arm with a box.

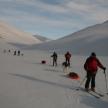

[84,59,88,71]
[97,58,106,70]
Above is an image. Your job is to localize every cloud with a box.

[0,0,108,38]
[0,0,108,22]
[0,0,83,27]
[63,1,108,22]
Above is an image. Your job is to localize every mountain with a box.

[33,35,51,42]
[26,20,108,56]
[0,21,41,45]
[0,36,16,50]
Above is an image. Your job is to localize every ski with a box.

[104,91,108,95]
[75,87,101,99]
[87,91,100,99]
[92,91,104,97]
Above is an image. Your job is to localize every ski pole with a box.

[76,76,86,90]
[104,70,108,94]
[79,76,86,86]
[50,56,52,66]
[50,56,51,65]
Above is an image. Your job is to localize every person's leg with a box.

[53,59,54,66]
[66,58,68,64]
[68,59,70,66]
[55,59,57,66]
[85,72,92,90]
[53,59,56,66]
[91,73,96,91]
[66,59,70,67]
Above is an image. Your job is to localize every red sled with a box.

[41,60,46,64]
[68,72,80,80]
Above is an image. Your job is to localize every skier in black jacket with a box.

[51,52,58,66]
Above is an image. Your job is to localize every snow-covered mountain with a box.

[33,35,51,42]
[0,36,16,50]
[0,21,41,45]
[27,20,108,56]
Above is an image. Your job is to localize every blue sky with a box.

[0,0,108,39]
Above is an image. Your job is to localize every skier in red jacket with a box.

[65,51,71,67]
[84,52,106,91]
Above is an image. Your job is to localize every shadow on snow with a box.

[80,95,108,108]
[8,73,108,108]
[8,73,75,90]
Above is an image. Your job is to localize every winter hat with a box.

[91,52,96,56]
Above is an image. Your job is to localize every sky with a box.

[0,0,108,39]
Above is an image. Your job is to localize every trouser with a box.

[66,59,70,66]
[85,71,96,89]
[53,59,57,66]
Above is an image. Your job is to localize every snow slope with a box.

[0,36,16,51]
[27,20,108,56]
[33,35,51,42]
[0,20,41,45]
[0,40,108,108]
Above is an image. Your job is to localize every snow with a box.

[0,41,108,108]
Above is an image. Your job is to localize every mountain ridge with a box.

[0,20,41,45]
[33,35,51,42]
[26,20,108,56]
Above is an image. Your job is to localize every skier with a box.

[14,50,16,56]
[65,51,71,66]
[8,49,11,53]
[18,50,20,56]
[84,52,106,92]
[51,52,58,66]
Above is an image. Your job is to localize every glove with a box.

[103,67,106,73]
[103,67,106,71]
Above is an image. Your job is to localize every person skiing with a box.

[18,50,20,56]
[51,52,58,66]
[14,50,16,56]
[84,52,106,92]
[65,51,71,66]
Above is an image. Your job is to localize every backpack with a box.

[85,57,98,72]
[68,72,80,80]
[65,53,71,59]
